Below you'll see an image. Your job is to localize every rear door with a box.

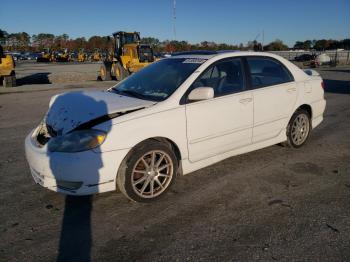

[246,56,297,143]
[185,58,253,162]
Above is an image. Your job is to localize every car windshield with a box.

[111,58,205,102]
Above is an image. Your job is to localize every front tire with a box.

[114,62,129,81]
[284,109,311,148]
[117,141,178,202]
[3,75,16,87]
[99,62,112,81]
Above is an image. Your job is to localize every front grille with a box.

[57,180,83,191]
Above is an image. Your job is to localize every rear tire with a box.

[283,109,311,148]
[117,141,178,202]
[99,62,112,81]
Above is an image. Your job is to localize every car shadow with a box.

[45,91,112,261]
[323,79,350,94]
[16,72,51,85]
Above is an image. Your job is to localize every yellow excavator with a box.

[0,45,16,87]
[99,31,155,81]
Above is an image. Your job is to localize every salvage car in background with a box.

[316,53,331,65]
[25,51,326,202]
[294,53,316,62]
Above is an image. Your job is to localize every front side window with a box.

[247,57,293,88]
[111,58,203,102]
[191,58,245,97]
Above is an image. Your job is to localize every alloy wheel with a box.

[291,114,310,146]
[131,150,174,198]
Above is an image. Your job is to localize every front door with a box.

[185,58,253,162]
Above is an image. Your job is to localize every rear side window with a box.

[247,57,293,88]
[191,58,245,97]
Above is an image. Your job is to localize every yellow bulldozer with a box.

[99,31,155,81]
[0,45,16,87]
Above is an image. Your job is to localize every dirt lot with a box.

[0,61,114,94]
[0,64,349,261]
[15,61,102,84]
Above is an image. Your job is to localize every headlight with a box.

[48,129,106,152]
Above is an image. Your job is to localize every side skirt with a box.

[181,129,287,175]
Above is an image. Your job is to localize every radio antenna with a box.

[173,0,176,40]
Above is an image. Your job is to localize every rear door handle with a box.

[287,87,296,93]
[239,98,252,104]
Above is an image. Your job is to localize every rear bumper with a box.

[311,98,326,128]
[24,129,129,195]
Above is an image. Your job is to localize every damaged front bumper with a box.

[24,129,129,195]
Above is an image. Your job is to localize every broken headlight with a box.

[48,129,106,152]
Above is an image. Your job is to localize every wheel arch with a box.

[296,104,312,119]
[117,136,183,178]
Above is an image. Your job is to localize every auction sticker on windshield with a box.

[182,58,207,64]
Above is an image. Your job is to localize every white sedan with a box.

[25,51,326,202]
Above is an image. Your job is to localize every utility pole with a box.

[173,0,176,40]
[262,29,264,51]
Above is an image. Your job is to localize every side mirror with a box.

[188,87,214,102]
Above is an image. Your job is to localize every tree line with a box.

[0,29,349,53]
[293,39,350,51]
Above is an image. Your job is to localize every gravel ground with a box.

[0,66,349,262]
[15,61,102,84]
[0,61,115,94]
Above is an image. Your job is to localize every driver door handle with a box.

[239,98,252,104]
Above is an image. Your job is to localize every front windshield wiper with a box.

[112,88,145,99]
[112,89,156,101]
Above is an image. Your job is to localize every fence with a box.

[269,50,350,65]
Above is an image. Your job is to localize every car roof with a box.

[168,50,294,61]
[167,51,308,81]
[169,50,292,60]
[170,50,239,59]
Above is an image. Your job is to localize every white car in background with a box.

[25,51,326,202]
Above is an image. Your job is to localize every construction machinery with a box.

[91,49,102,62]
[37,48,54,62]
[0,45,16,87]
[77,49,87,62]
[55,49,70,62]
[99,31,155,81]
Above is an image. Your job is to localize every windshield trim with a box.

[111,58,203,102]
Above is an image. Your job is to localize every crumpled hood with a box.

[45,90,155,135]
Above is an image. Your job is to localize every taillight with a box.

[321,81,325,89]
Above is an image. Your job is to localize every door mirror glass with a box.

[188,87,214,101]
